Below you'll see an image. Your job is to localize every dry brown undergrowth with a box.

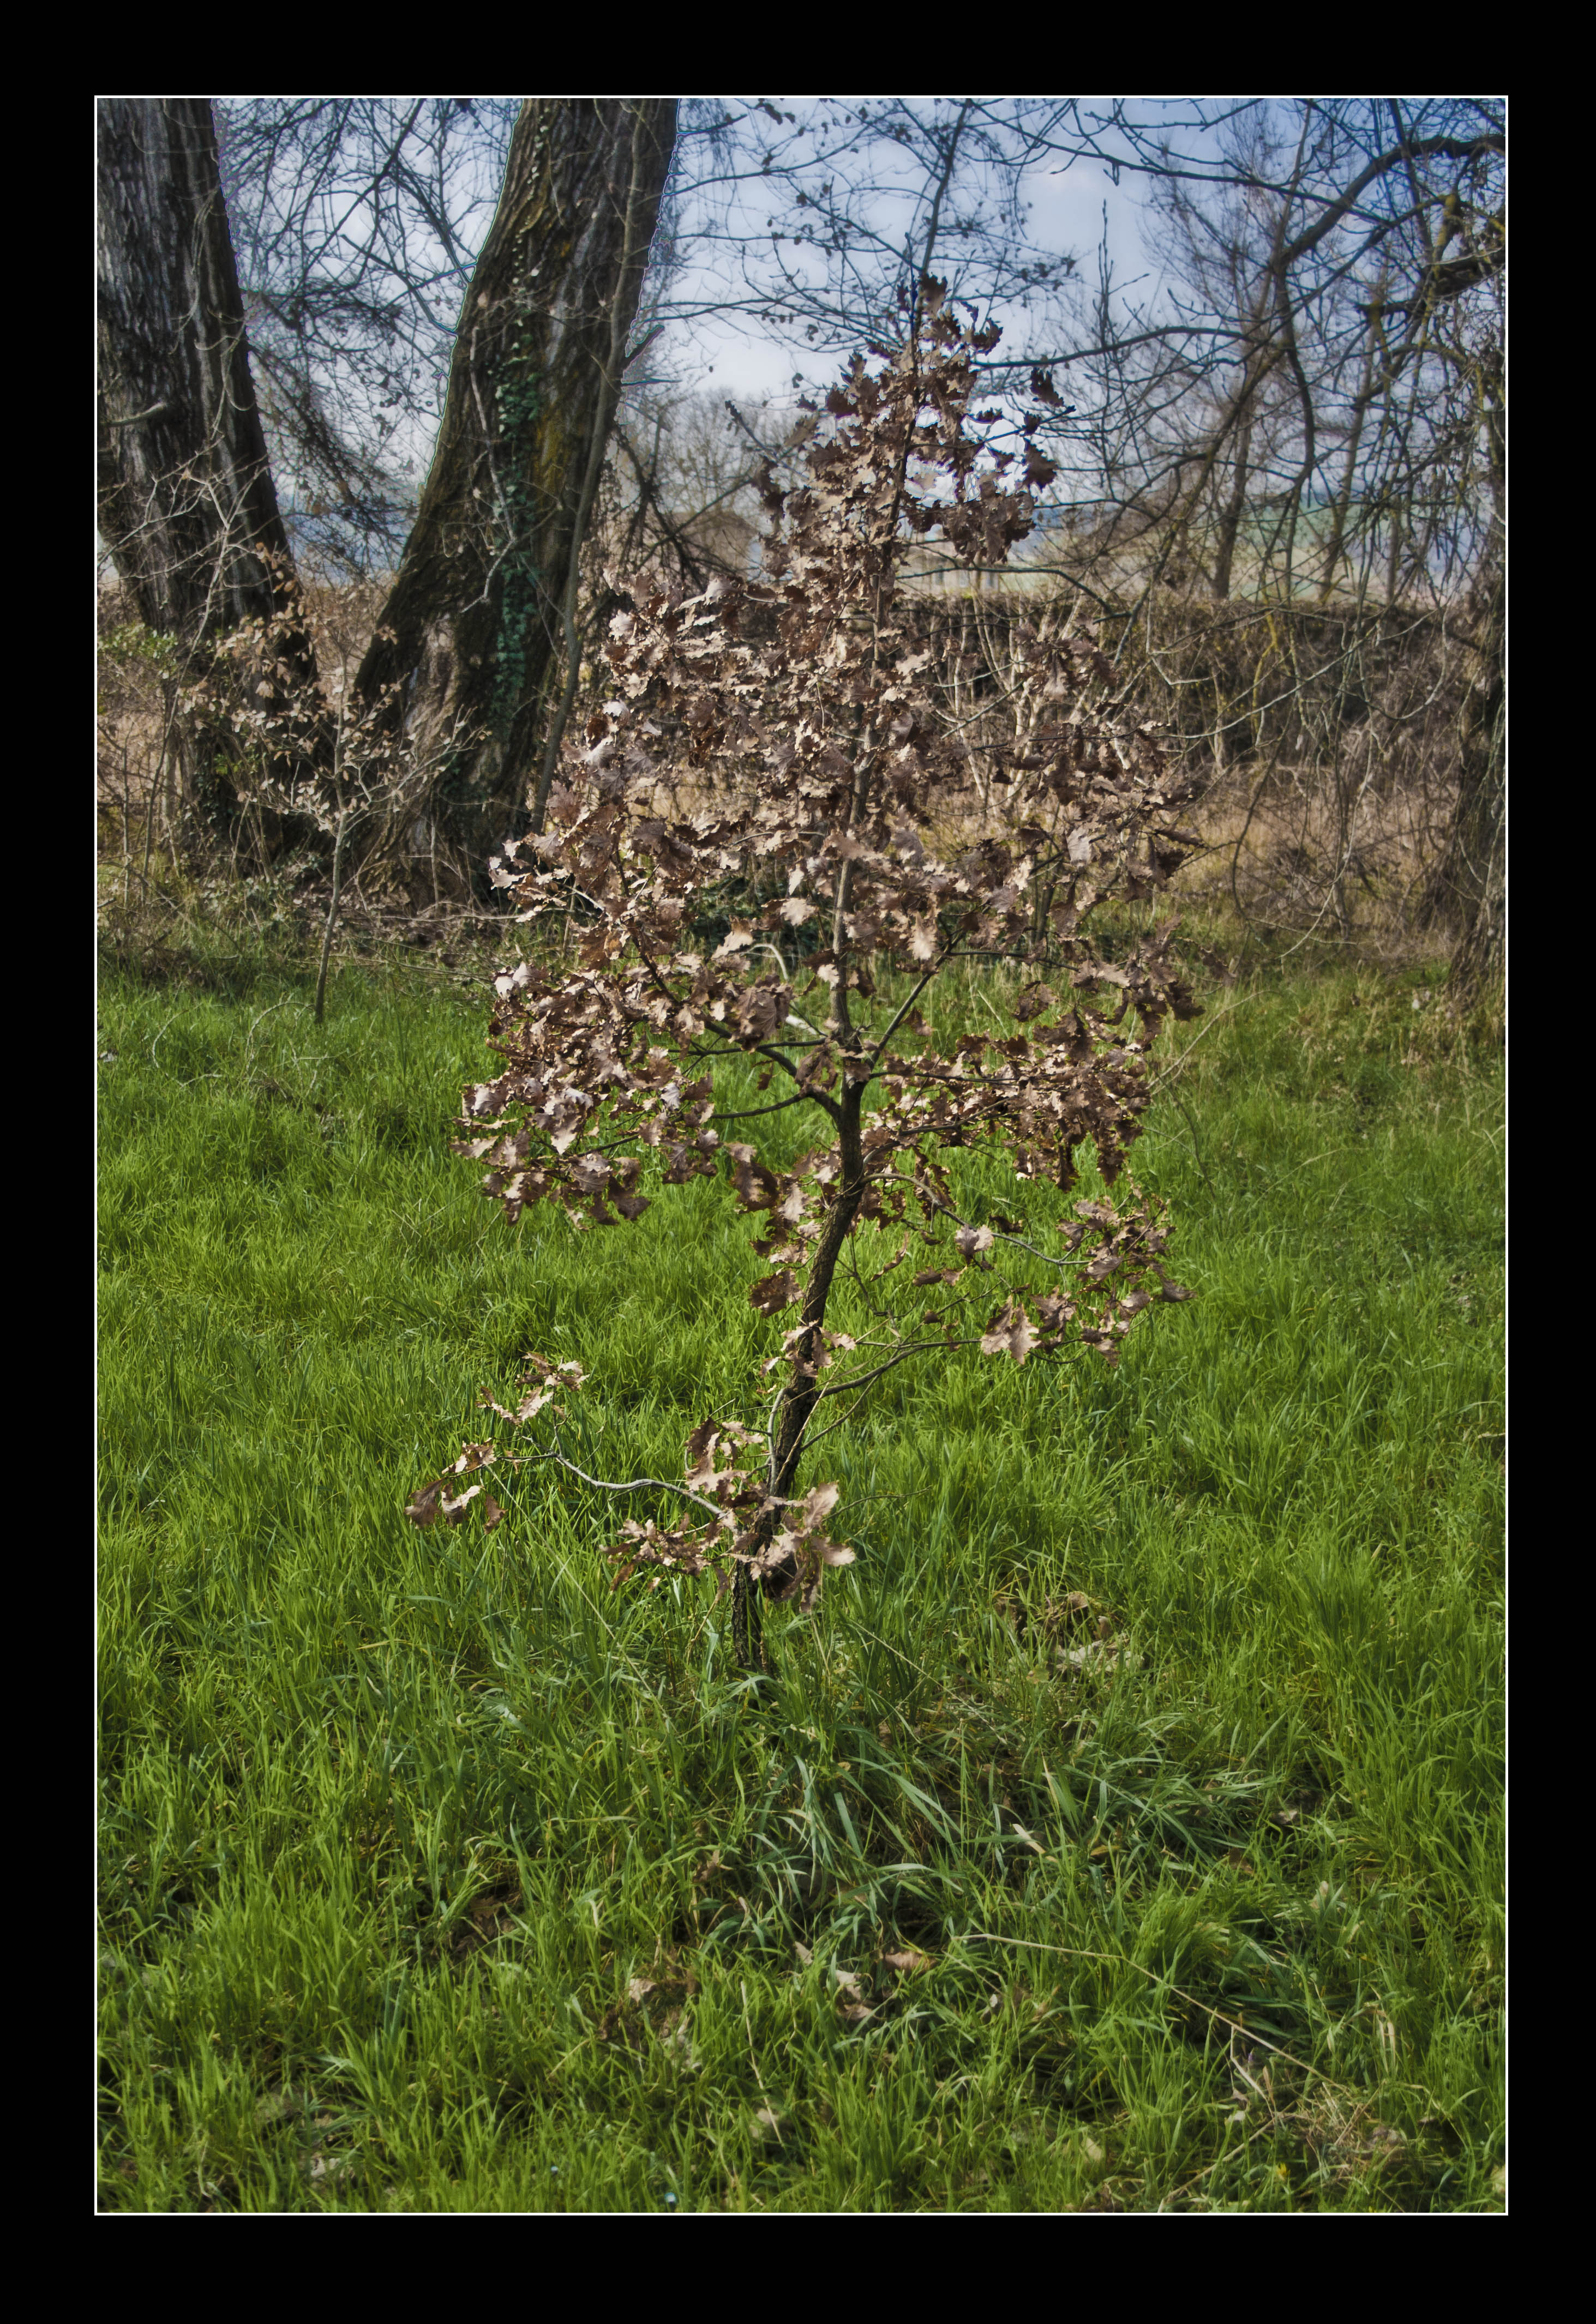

[100,527,1471,972]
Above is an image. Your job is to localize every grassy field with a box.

[98,923,1504,2212]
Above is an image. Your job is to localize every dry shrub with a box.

[899,580,1471,961]
[411,290,1208,1670]
[100,491,1475,976]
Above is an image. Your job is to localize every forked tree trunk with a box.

[354,100,676,883]
[97,99,329,854]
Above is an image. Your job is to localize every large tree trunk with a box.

[353,100,676,886]
[97,100,329,857]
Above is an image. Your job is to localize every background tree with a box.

[604,388,784,592]
[97,98,332,856]
[628,98,1503,998]
[102,98,677,896]
[656,101,1071,373]
[349,100,676,884]
[1035,101,1504,613]
[215,100,521,579]
[1018,100,1504,992]
[107,97,1503,990]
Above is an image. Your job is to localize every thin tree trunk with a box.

[1318,282,1387,602]
[731,1079,869,1670]
[1425,344,1503,999]
[1210,405,1254,603]
[1441,567,1504,1000]
[353,100,676,882]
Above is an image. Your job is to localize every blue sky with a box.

[656,105,1167,402]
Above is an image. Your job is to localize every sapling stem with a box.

[314,786,347,1027]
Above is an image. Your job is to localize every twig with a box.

[799,1337,976,1452]
[1145,994,1245,1094]
[868,959,946,1065]
[901,1177,1094,1279]
[712,1091,824,1125]
[524,1444,733,1531]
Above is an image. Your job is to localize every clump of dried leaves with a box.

[411,285,1204,1665]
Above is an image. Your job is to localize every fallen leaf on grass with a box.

[598,1967,699,2049]
[833,1965,875,2023]
[660,2015,701,2073]
[880,1949,931,1976]
[1054,1639,1140,1673]
[1036,1592,1137,1672]
[305,2153,359,2188]
[451,1884,522,1959]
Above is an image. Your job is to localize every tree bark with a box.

[730,1075,868,1671]
[97,100,329,853]
[1436,346,1504,1001]
[1440,567,1504,1001]
[354,100,676,881]
[1209,404,1254,604]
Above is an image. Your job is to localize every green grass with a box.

[98,930,1504,2212]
